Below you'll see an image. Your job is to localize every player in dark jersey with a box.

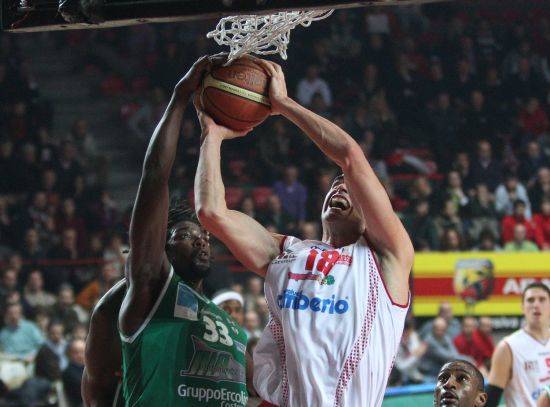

[117,55,253,406]
[82,279,126,407]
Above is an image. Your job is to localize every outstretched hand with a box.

[193,94,251,141]
[254,58,289,115]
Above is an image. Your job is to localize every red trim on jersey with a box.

[362,233,410,308]
[279,235,288,254]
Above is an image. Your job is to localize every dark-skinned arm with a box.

[119,56,210,336]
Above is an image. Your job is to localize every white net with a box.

[207,9,334,64]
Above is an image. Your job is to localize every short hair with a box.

[167,198,196,234]
[442,360,484,392]
[522,282,550,301]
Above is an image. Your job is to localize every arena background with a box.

[0,0,548,405]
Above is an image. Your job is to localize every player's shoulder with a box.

[92,278,127,320]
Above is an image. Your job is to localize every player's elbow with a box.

[196,205,226,229]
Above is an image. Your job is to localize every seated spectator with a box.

[76,262,120,311]
[440,227,465,252]
[42,320,68,370]
[103,233,127,277]
[501,199,543,247]
[299,222,320,240]
[403,200,439,251]
[244,277,263,312]
[420,317,462,381]
[495,173,532,218]
[260,194,295,234]
[519,141,548,184]
[296,65,333,108]
[529,167,550,213]
[0,302,44,360]
[50,284,87,333]
[0,268,19,306]
[470,140,501,192]
[453,316,488,376]
[474,229,502,251]
[519,97,549,137]
[45,228,80,292]
[475,317,495,371]
[435,199,465,240]
[533,198,550,250]
[395,319,427,384]
[62,338,85,407]
[467,183,499,240]
[420,302,461,339]
[23,269,56,312]
[503,224,540,252]
[273,165,307,225]
[20,227,45,264]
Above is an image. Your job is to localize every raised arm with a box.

[257,59,413,304]
[194,103,282,277]
[120,57,210,336]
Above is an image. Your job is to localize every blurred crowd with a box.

[0,0,549,405]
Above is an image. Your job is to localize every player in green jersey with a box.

[82,278,126,407]
[117,55,254,406]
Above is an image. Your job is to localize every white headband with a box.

[212,291,244,306]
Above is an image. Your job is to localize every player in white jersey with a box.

[194,56,414,407]
[487,282,550,407]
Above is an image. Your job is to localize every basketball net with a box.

[207,10,334,64]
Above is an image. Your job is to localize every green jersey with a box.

[120,268,248,406]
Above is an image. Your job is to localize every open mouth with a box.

[328,194,350,211]
[196,250,209,262]
[440,392,458,404]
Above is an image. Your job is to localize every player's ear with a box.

[475,392,487,406]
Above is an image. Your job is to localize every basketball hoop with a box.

[207,9,334,64]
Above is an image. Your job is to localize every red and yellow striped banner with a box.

[412,252,550,316]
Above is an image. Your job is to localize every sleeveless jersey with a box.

[113,381,124,407]
[120,268,249,406]
[503,329,550,406]
[253,236,409,407]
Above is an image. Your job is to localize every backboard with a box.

[2,0,449,32]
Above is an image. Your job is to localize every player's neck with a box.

[184,278,204,294]
[524,324,550,343]
[322,229,360,248]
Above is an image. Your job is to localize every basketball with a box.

[200,57,271,131]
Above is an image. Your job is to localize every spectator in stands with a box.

[495,173,532,218]
[428,92,461,170]
[440,227,465,252]
[0,268,18,304]
[56,198,87,251]
[54,141,83,195]
[128,86,168,142]
[19,143,41,193]
[453,316,488,376]
[433,360,487,407]
[501,199,543,247]
[260,194,295,234]
[403,200,439,251]
[420,316,462,381]
[23,269,56,312]
[474,229,502,251]
[76,261,119,311]
[519,141,548,183]
[533,198,550,250]
[435,200,465,240]
[395,319,427,384]
[103,233,127,276]
[42,320,68,370]
[63,338,85,407]
[244,276,263,312]
[296,65,333,108]
[212,290,245,326]
[24,191,55,245]
[467,184,499,243]
[476,317,495,371]
[530,167,550,213]
[421,302,461,339]
[0,302,44,360]
[0,139,18,194]
[0,196,14,251]
[20,228,45,264]
[46,228,79,292]
[273,165,307,224]
[503,223,540,252]
[299,222,320,240]
[470,140,501,191]
[444,171,469,212]
[50,284,86,333]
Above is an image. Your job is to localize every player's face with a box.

[167,221,211,278]
[522,288,550,327]
[434,363,486,407]
[321,176,362,225]
[221,300,244,325]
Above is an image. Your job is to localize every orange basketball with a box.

[200,57,271,131]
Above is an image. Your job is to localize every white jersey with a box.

[504,329,550,406]
[253,236,409,407]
